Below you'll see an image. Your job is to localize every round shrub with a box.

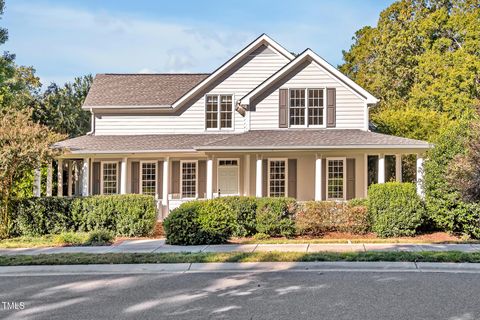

[197,200,236,244]
[255,198,296,237]
[163,201,205,245]
[368,182,425,237]
[86,229,114,246]
[215,196,257,237]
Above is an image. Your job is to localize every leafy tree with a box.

[0,109,65,238]
[33,75,93,137]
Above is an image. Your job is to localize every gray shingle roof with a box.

[55,130,430,154]
[83,73,209,107]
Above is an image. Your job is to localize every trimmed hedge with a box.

[296,201,370,236]
[215,196,257,237]
[10,195,157,237]
[368,182,425,237]
[255,197,296,237]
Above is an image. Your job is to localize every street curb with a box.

[3,261,480,276]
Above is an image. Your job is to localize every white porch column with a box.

[395,154,402,182]
[416,154,424,198]
[315,155,322,201]
[46,162,53,196]
[67,161,73,196]
[378,154,385,184]
[120,157,127,194]
[162,158,170,217]
[81,158,90,196]
[256,155,263,197]
[57,159,63,196]
[33,167,41,197]
[244,154,251,196]
[206,158,213,199]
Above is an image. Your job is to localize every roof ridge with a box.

[97,73,210,76]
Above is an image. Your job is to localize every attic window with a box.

[289,88,325,127]
[206,95,233,130]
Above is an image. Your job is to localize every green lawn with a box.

[2,251,480,266]
[0,232,106,248]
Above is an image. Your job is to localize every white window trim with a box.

[205,94,235,131]
[287,88,327,129]
[100,161,119,195]
[216,158,240,196]
[139,160,157,198]
[326,157,347,201]
[267,158,289,197]
[180,160,198,199]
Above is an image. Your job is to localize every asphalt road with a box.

[1,269,480,320]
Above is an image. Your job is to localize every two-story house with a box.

[54,34,430,218]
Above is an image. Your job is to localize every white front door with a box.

[217,160,239,196]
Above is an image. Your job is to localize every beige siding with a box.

[94,46,289,135]
[250,61,366,130]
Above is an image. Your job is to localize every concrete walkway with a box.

[1,239,480,256]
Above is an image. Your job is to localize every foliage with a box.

[0,110,65,238]
[197,200,236,244]
[33,75,93,138]
[215,196,258,237]
[368,182,425,237]
[163,201,208,245]
[296,201,370,236]
[340,0,480,142]
[53,231,89,246]
[252,232,270,240]
[86,229,114,246]
[255,198,296,237]
[71,195,156,237]
[11,197,75,237]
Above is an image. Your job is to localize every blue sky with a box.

[2,0,393,87]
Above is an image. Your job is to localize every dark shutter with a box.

[171,161,180,194]
[262,159,268,197]
[158,160,163,199]
[92,162,101,195]
[117,161,121,194]
[346,158,356,200]
[288,159,297,198]
[131,161,140,194]
[326,88,336,128]
[279,89,288,128]
[321,159,327,200]
[198,160,206,199]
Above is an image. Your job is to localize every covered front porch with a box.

[39,150,425,219]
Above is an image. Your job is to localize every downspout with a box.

[86,108,95,135]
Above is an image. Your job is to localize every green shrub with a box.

[86,229,114,246]
[368,182,424,237]
[296,201,370,236]
[255,198,296,237]
[215,196,257,237]
[163,201,205,245]
[197,200,236,244]
[54,231,89,246]
[348,198,369,207]
[253,232,270,240]
[11,197,75,236]
[72,195,156,237]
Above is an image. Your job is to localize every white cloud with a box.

[3,2,255,85]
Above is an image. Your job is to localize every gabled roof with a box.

[170,34,295,109]
[55,130,430,154]
[83,73,209,108]
[240,49,379,105]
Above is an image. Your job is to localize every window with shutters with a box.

[268,158,288,197]
[140,161,156,196]
[205,95,233,130]
[288,88,326,128]
[327,158,346,200]
[101,162,118,195]
[181,161,197,198]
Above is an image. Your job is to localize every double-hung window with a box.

[289,88,325,127]
[327,158,346,200]
[206,95,233,130]
[268,159,288,197]
[102,162,118,195]
[140,161,156,196]
[181,161,197,198]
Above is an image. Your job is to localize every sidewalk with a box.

[1,239,480,256]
